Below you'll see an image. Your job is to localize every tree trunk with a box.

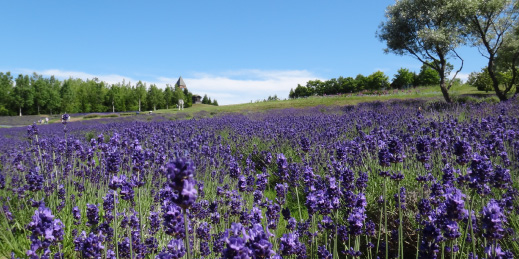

[438,62,452,103]
[19,106,22,116]
[138,98,141,112]
[37,105,40,115]
[154,105,156,111]
[440,85,452,103]
[488,57,508,101]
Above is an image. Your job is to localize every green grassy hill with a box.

[155,84,494,116]
[0,84,501,127]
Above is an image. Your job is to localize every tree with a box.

[289,88,295,99]
[164,85,174,109]
[84,79,106,112]
[306,80,324,95]
[135,81,147,112]
[60,79,76,113]
[146,84,163,111]
[354,74,367,92]
[12,74,34,116]
[467,68,494,92]
[31,73,51,115]
[293,84,312,98]
[106,84,121,113]
[46,76,61,115]
[392,68,415,89]
[366,71,389,90]
[323,78,339,95]
[212,99,219,106]
[184,92,193,108]
[378,0,466,103]
[416,63,441,86]
[0,72,13,115]
[172,87,185,107]
[495,21,519,97]
[339,77,357,93]
[464,0,518,101]
[202,94,209,104]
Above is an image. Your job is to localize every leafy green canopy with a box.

[378,0,467,102]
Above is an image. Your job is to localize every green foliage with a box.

[163,85,174,109]
[290,71,391,99]
[135,81,147,112]
[185,92,193,108]
[467,67,514,92]
[12,74,34,116]
[416,64,441,86]
[392,68,415,89]
[366,71,390,90]
[292,84,313,98]
[0,71,223,116]
[202,94,209,104]
[146,84,164,111]
[378,0,466,102]
[463,0,518,100]
[0,72,13,115]
[467,69,493,92]
[355,74,367,91]
[495,22,519,94]
[172,87,185,107]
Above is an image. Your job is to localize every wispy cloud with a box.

[15,68,321,105]
[158,70,321,105]
[19,69,137,85]
[453,72,469,83]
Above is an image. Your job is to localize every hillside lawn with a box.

[0,84,506,127]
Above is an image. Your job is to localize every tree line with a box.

[289,64,449,98]
[377,0,518,103]
[0,72,218,116]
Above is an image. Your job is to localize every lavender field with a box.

[0,99,518,259]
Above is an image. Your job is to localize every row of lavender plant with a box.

[0,99,518,258]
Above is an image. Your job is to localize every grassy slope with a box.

[155,84,491,116]
[0,84,495,127]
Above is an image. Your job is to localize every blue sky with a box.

[1,1,487,105]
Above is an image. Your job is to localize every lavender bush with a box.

[0,98,518,258]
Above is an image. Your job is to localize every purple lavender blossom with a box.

[86,204,99,226]
[166,157,198,209]
[481,199,506,240]
[453,138,472,166]
[162,203,185,238]
[73,231,105,258]
[26,206,64,257]
[72,206,81,225]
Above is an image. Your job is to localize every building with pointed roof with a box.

[176,76,187,89]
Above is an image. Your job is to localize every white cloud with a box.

[452,72,469,83]
[181,70,321,105]
[16,68,322,105]
[27,69,137,85]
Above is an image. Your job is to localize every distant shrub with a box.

[482,96,500,104]
[454,96,479,104]
[101,114,119,118]
[83,114,99,119]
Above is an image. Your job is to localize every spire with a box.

[176,76,186,89]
